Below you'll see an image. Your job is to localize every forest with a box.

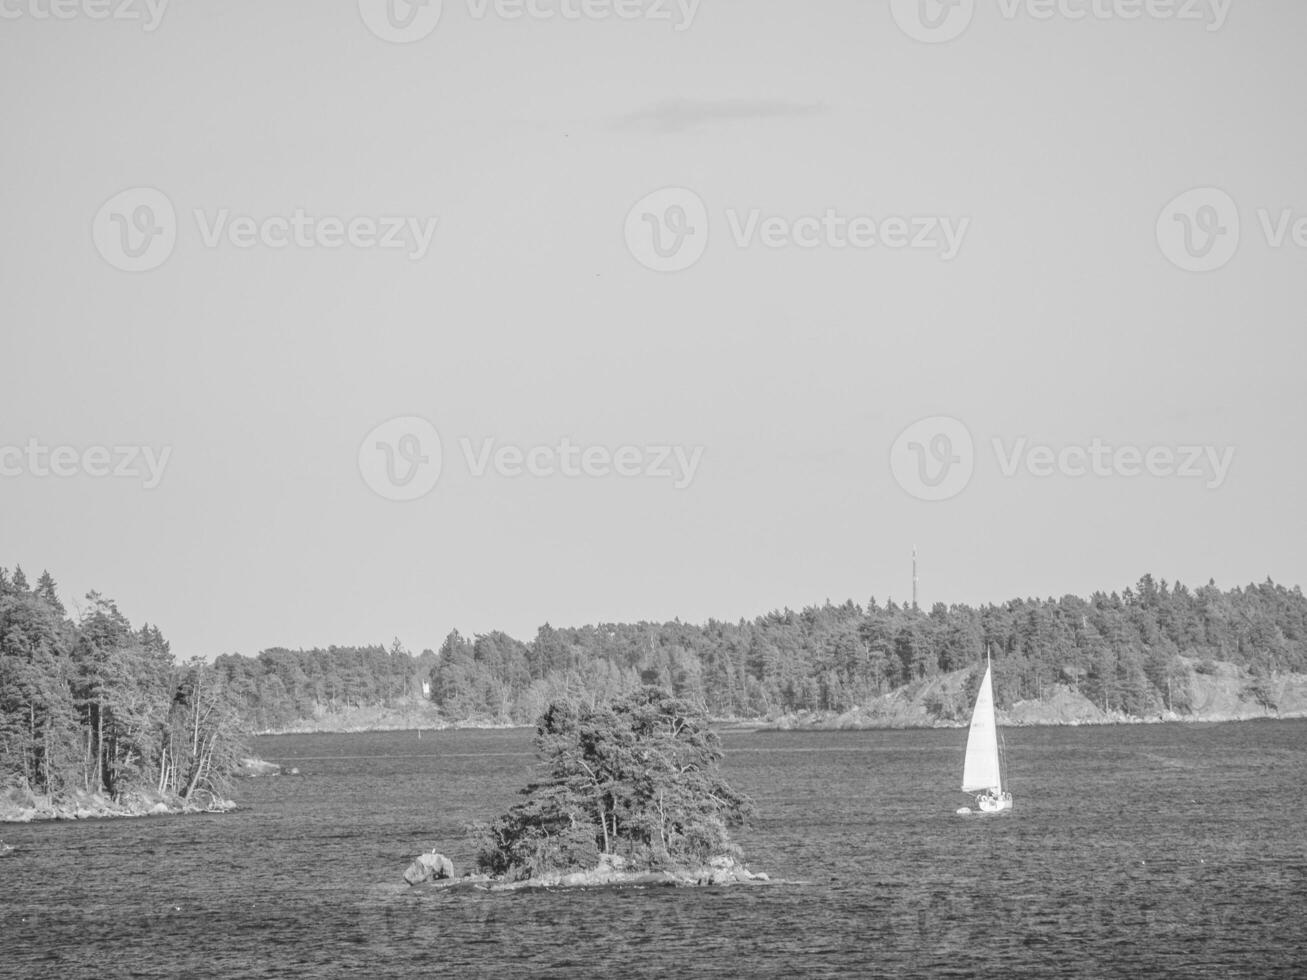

[425,576,1306,724]
[211,643,436,731]
[8,569,1303,753]
[0,566,240,806]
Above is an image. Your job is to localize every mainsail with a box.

[961,664,1002,793]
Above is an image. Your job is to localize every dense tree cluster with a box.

[429,576,1307,723]
[212,643,436,730]
[23,567,1293,756]
[0,566,239,804]
[470,689,750,878]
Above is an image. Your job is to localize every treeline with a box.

[0,566,239,804]
[28,567,1294,744]
[429,576,1307,723]
[212,643,436,731]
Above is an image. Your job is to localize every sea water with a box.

[2,722,1305,978]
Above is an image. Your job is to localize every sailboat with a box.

[957,652,1013,814]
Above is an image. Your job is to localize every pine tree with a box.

[35,571,64,616]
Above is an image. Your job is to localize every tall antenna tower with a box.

[912,546,919,612]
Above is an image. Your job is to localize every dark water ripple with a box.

[2,722,1305,978]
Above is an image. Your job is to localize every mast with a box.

[988,644,1001,793]
[912,546,918,612]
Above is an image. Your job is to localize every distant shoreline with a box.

[241,660,1307,736]
[756,707,1307,732]
[249,708,1307,737]
[753,660,1307,733]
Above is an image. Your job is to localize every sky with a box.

[2,0,1304,660]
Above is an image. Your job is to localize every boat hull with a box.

[977,793,1013,813]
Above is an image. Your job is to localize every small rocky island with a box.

[404,688,769,890]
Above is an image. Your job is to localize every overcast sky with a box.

[2,0,1304,659]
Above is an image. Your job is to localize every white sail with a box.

[961,664,1002,793]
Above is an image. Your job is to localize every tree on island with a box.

[0,566,242,810]
[470,688,751,880]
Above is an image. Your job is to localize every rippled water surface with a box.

[3,721,1306,978]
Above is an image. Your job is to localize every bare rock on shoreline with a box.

[1,785,235,823]
[404,850,456,885]
[403,851,772,891]
[766,660,1307,730]
[519,855,770,889]
[234,757,282,778]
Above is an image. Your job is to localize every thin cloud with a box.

[611,98,825,134]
